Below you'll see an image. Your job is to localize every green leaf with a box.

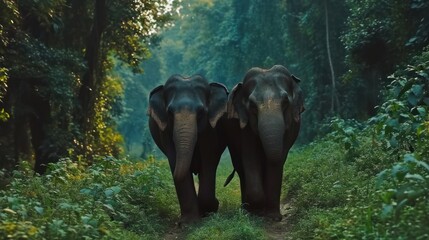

[34,206,44,214]
[103,203,115,212]
[111,186,121,194]
[403,153,417,163]
[416,106,427,117]
[411,84,424,98]
[416,160,429,172]
[381,204,393,219]
[80,188,92,195]
[376,169,389,188]
[104,189,114,197]
[417,71,428,79]
[59,202,72,209]
[388,137,398,148]
[392,163,408,181]
[396,199,408,214]
[398,80,414,98]
[380,189,395,203]
[408,93,419,106]
[386,118,399,127]
[405,173,425,181]
[104,186,121,197]
[344,141,351,150]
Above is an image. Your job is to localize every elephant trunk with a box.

[258,111,285,162]
[173,111,198,182]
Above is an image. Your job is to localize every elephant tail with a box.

[223,169,236,187]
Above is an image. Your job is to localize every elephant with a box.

[225,65,304,221]
[148,74,228,225]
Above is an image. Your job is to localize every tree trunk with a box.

[324,0,339,113]
[78,0,107,151]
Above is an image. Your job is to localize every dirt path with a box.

[162,223,185,240]
[264,202,294,240]
[162,230,181,240]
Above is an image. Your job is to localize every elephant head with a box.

[228,65,304,162]
[148,75,228,181]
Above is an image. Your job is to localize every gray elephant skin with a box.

[148,74,228,224]
[226,65,304,221]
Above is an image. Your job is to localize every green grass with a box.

[184,154,267,239]
[186,210,266,240]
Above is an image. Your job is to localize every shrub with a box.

[0,156,177,239]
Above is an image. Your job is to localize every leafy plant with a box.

[375,153,429,238]
[327,117,363,156]
[370,59,429,157]
[0,156,177,239]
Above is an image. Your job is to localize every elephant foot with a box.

[265,211,282,222]
[242,203,265,217]
[177,214,200,228]
[199,198,219,216]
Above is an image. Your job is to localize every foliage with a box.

[284,135,429,239]
[284,52,429,238]
[327,117,363,156]
[371,58,429,158]
[106,0,177,70]
[0,0,177,172]
[0,68,9,121]
[375,153,429,238]
[0,156,178,239]
[0,154,271,239]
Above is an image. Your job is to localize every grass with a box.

[185,153,267,239]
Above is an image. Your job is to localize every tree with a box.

[0,0,176,173]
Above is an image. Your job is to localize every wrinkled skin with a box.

[148,75,228,225]
[226,65,304,221]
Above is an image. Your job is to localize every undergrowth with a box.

[0,156,178,239]
[283,54,429,239]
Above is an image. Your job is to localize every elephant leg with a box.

[197,132,223,215]
[242,129,265,215]
[197,160,219,215]
[227,138,246,204]
[236,163,247,205]
[173,172,200,224]
[264,162,284,221]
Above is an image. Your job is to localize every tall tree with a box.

[0,0,176,173]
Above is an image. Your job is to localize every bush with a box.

[0,156,177,239]
[283,48,429,239]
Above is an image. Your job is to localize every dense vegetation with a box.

[1,0,428,239]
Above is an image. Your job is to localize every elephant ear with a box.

[227,83,248,129]
[208,82,228,128]
[147,85,168,131]
[291,75,305,123]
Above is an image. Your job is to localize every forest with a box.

[0,0,428,239]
